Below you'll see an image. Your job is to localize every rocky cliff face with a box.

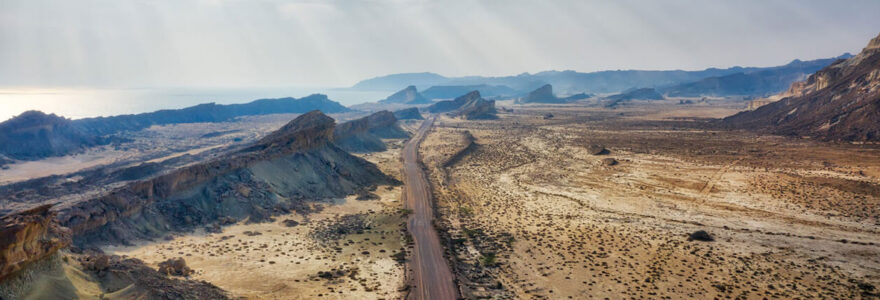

[393,107,424,120]
[379,85,431,104]
[334,111,409,152]
[723,32,880,141]
[518,84,562,103]
[56,111,397,246]
[0,205,71,281]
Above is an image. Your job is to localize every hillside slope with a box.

[723,33,880,141]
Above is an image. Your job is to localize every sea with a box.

[0,87,390,121]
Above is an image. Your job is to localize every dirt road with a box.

[403,117,457,300]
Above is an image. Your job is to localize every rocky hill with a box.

[426,91,497,119]
[427,91,479,113]
[393,107,424,120]
[518,84,562,103]
[0,95,351,163]
[0,111,111,161]
[55,111,397,246]
[723,33,880,141]
[454,96,497,120]
[334,111,409,152]
[379,86,430,104]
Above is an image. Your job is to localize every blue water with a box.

[0,87,390,121]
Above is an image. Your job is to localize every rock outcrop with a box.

[0,111,111,161]
[379,86,430,104]
[723,32,880,141]
[56,111,397,246]
[334,111,409,152]
[454,96,498,120]
[0,204,71,281]
[393,107,424,120]
[426,91,497,119]
[518,84,562,103]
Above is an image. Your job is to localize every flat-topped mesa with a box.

[334,111,409,152]
[57,111,396,246]
[0,204,71,281]
[379,86,431,104]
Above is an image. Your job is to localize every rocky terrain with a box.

[420,102,880,299]
[333,110,410,152]
[393,107,423,120]
[51,111,396,247]
[379,85,431,104]
[0,111,115,162]
[0,109,414,299]
[0,204,70,281]
[0,95,352,163]
[724,32,880,141]
[426,91,497,120]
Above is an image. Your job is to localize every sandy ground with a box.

[104,135,409,299]
[421,102,880,299]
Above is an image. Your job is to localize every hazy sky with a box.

[1,0,879,88]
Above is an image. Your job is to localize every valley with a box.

[420,102,880,299]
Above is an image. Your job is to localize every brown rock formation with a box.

[0,204,71,281]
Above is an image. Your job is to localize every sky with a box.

[1,0,879,88]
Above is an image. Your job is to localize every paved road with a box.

[403,117,457,300]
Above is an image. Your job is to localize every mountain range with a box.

[723,33,880,141]
[351,55,848,96]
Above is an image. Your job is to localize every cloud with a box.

[1,0,879,88]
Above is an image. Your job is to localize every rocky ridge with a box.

[723,32,880,141]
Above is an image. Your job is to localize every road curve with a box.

[403,117,457,300]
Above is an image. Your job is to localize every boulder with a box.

[158,257,194,276]
[688,230,714,242]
